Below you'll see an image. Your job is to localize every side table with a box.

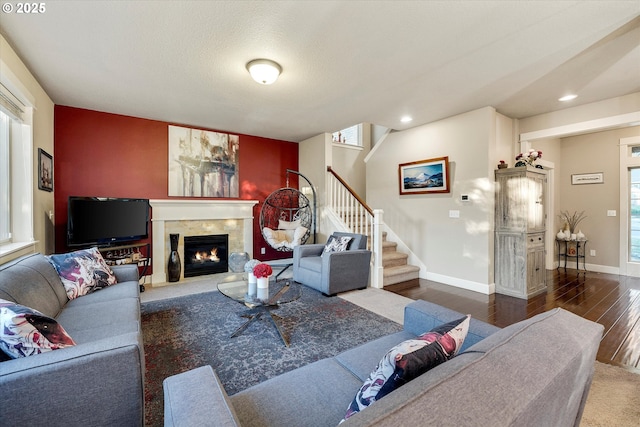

[556,239,588,272]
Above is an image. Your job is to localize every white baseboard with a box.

[584,263,620,274]
[424,271,494,296]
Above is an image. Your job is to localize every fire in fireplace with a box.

[183,234,229,277]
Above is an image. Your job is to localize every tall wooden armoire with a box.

[494,166,547,299]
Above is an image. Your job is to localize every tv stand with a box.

[98,242,150,292]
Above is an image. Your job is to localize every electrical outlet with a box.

[607,210,617,217]
[261,247,266,255]
[590,250,596,256]
[449,210,460,218]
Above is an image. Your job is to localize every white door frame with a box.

[619,136,640,276]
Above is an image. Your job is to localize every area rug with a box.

[141,287,403,426]
[580,361,640,427]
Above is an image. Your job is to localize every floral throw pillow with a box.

[343,315,470,421]
[322,235,353,254]
[0,299,76,358]
[47,247,118,300]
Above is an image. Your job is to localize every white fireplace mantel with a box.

[149,199,258,284]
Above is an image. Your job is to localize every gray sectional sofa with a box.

[164,299,603,427]
[0,253,145,427]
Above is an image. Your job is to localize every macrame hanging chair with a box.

[260,170,316,252]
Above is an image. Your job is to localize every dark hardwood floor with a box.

[385,268,640,372]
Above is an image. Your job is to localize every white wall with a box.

[299,132,331,243]
[366,107,502,294]
[0,35,54,262]
[331,123,371,199]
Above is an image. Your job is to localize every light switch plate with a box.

[607,210,617,217]
[449,210,460,218]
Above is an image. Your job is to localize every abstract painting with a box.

[168,125,239,197]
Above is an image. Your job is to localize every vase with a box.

[229,252,250,273]
[247,273,257,298]
[167,233,181,282]
[257,276,270,302]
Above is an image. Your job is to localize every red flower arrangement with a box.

[253,263,273,278]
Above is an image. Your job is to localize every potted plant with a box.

[498,160,508,169]
[515,149,542,167]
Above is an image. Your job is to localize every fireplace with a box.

[183,234,229,277]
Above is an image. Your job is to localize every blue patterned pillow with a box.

[47,247,117,300]
[343,315,470,421]
[0,299,76,358]
[323,235,353,254]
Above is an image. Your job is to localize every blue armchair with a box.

[292,232,371,296]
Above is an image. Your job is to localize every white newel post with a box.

[371,209,384,289]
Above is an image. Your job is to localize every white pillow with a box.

[278,219,301,230]
[263,227,292,250]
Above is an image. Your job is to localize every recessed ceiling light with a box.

[559,94,578,102]
[400,116,413,123]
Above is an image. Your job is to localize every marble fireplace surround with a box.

[149,199,258,285]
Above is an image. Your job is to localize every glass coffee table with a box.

[217,274,302,346]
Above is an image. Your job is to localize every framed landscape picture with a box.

[398,156,450,195]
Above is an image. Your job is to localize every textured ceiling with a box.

[0,1,638,142]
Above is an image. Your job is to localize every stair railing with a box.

[326,166,383,288]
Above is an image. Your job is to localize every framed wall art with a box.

[168,125,240,197]
[38,148,53,192]
[571,172,603,185]
[398,156,450,195]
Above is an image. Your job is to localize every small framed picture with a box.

[398,156,450,195]
[38,148,53,192]
[571,172,603,185]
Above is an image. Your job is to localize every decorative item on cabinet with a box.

[497,160,508,169]
[515,149,543,168]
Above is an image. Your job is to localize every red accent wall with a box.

[54,106,299,269]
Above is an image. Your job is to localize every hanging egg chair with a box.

[259,170,316,252]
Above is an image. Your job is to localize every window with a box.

[0,111,10,243]
[0,81,34,258]
[630,167,640,261]
[332,124,362,147]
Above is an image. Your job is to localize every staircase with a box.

[381,232,420,286]
[326,166,421,288]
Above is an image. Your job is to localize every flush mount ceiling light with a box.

[400,116,413,123]
[559,94,578,102]
[246,59,282,85]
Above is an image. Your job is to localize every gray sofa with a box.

[164,299,603,427]
[293,232,372,295]
[0,253,145,427]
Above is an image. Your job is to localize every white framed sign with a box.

[571,172,604,185]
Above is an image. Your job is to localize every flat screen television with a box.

[67,197,150,247]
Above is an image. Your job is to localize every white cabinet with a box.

[494,167,547,299]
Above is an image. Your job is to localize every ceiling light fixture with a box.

[558,94,578,102]
[400,116,413,123]
[246,59,282,85]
